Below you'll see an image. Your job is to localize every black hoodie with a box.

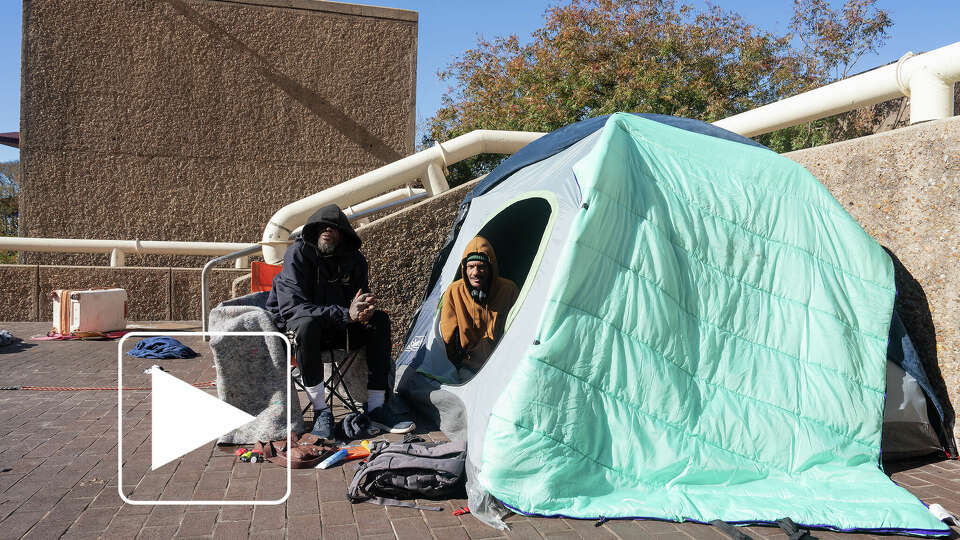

[265,204,368,332]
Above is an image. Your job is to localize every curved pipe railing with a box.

[714,42,960,137]
[200,243,264,339]
[260,129,545,264]
[0,237,257,267]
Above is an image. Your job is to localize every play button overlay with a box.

[118,330,291,506]
[150,366,255,470]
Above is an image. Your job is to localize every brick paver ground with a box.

[0,321,957,540]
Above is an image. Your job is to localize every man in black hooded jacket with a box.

[266,204,414,438]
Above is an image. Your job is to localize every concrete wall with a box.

[357,179,479,351]
[786,116,960,435]
[0,265,246,323]
[0,177,476,327]
[19,0,417,267]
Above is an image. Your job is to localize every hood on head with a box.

[302,204,362,253]
[459,236,500,287]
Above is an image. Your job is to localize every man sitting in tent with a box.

[440,236,520,381]
[265,204,415,438]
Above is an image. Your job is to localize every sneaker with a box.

[310,408,334,440]
[367,405,415,434]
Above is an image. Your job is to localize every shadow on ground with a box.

[0,340,36,354]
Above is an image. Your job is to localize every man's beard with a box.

[318,239,337,254]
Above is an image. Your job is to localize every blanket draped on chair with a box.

[209,292,304,443]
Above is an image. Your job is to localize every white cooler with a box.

[52,288,128,334]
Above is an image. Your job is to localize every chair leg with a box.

[323,350,363,415]
[334,350,361,411]
[291,369,312,419]
[289,335,313,420]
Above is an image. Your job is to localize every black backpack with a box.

[347,438,467,511]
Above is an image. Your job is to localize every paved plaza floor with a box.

[0,322,957,539]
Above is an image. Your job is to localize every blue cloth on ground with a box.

[127,337,199,359]
[0,330,17,347]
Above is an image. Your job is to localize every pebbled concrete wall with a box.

[0,266,39,322]
[0,177,475,327]
[19,0,417,267]
[0,265,247,323]
[786,116,960,443]
[357,179,479,352]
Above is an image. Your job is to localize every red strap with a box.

[453,506,470,516]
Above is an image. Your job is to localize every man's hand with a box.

[349,290,368,322]
[358,292,377,323]
[349,290,376,322]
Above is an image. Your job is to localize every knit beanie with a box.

[464,252,490,265]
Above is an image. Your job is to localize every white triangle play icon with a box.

[151,367,255,470]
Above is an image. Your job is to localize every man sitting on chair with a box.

[265,204,414,438]
[440,236,520,381]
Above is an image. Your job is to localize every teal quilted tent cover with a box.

[479,114,948,534]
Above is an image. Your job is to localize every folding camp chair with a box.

[288,331,364,420]
[251,261,283,293]
[254,261,365,420]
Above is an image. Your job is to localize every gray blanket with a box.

[209,292,304,443]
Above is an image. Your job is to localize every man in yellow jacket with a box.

[440,236,520,381]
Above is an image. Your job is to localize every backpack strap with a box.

[55,290,70,334]
[775,518,817,540]
[367,496,443,511]
[709,520,754,540]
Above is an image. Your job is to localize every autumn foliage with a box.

[0,160,18,263]
[426,0,893,184]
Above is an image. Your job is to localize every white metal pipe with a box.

[0,237,257,256]
[201,244,265,338]
[425,161,448,196]
[110,248,125,267]
[261,129,544,263]
[909,70,955,123]
[349,191,429,222]
[714,42,960,137]
[342,187,427,219]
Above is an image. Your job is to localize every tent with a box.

[883,311,956,460]
[395,113,951,535]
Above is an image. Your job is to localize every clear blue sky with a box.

[1,1,958,163]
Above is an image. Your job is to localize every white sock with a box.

[305,384,329,412]
[367,389,386,412]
